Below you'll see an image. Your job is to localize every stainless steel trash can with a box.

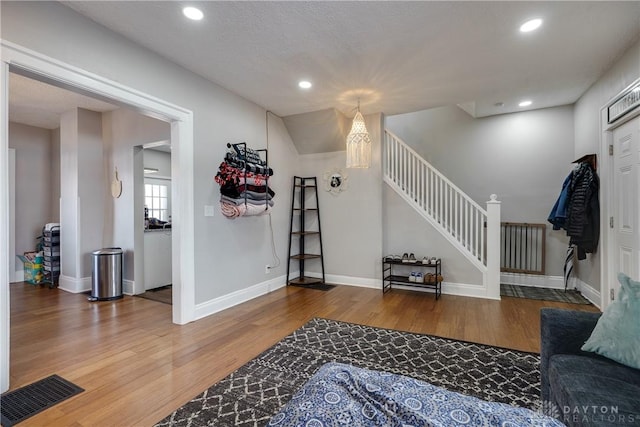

[88,248,123,301]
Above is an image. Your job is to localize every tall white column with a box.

[485,194,501,300]
[59,108,104,292]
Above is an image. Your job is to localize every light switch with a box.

[204,205,215,217]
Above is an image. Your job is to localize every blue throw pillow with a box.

[581,273,640,370]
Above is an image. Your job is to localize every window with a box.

[145,183,169,221]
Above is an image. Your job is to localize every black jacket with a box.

[565,163,599,259]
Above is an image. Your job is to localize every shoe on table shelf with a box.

[408,253,417,263]
[430,257,437,264]
[415,272,424,283]
[437,275,444,282]
[402,253,409,263]
[425,273,435,283]
[408,272,417,282]
[393,254,401,261]
[421,257,430,264]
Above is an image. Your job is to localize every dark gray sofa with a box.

[540,308,640,426]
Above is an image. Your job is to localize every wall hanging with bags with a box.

[214,142,275,219]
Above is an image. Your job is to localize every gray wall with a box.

[102,108,171,282]
[386,105,576,277]
[296,113,384,283]
[50,128,60,223]
[573,37,640,291]
[1,2,299,304]
[8,122,53,272]
[144,149,171,177]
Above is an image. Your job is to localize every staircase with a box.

[383,130,501,299]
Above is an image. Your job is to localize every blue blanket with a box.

[268,363,564,426]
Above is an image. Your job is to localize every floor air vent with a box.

[1,374,84,426]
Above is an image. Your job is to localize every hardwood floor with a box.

[8,282,599,426]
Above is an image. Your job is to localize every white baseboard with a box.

[572,277,601,309]
[500,273,564,289]
[304,272,380,289]
[58,275,91,293]
[123,279,134,296]
[306,271,497,300]
[194,275,286,321]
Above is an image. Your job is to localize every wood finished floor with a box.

[8,282,599,426]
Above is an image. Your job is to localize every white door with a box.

[611,116,640,299]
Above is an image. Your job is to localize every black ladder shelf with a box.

[286,176,325,287]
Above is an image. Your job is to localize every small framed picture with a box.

[323,168,349,195]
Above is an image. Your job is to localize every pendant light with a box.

[346,100,371,168]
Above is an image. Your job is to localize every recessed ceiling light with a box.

[519,100,533,107]
[298,80,312,89]
[183,6,204,21]
[520,18,542,33]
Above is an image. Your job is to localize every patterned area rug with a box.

[501,284,591,305]
[156,318,542,427]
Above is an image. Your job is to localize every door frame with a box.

[1,40,196,392]
[599,77,640,310]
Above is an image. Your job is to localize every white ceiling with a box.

[7,1,640,130]
[58,1,640,119]
[9,73,118,129]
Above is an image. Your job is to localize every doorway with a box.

[600,78,640,310]
[1,42,196,393]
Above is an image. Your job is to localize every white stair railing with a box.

[384,130,501,298]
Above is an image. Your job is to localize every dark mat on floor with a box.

[501,283,591,305]
[136,285,172,305]
[289,283,336,291]
[1,375,84,426]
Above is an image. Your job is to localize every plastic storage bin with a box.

[88,248,123,301]
[18,253,44,285]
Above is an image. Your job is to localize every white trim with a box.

[194,276,287,321]
[599,76,640,311]
[500,273,565,289]
[1,58,10,393]
[572,277,601,309]
[304,271,497,300]
[123,279,134,296]
[8,149,15,284]
[1,40,195,325]
[306,272,381,288]
[57,275,91,294]
[1,40,196,392]
[442,282,497,299]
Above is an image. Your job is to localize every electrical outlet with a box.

[265,264,271,274]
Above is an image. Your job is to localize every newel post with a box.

[486,194,501,300]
